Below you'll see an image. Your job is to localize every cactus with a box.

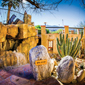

[56,32,83,58]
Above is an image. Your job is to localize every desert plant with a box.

[56,32,83,58]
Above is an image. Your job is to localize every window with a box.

[48,40,53,51]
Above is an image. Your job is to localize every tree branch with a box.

[21,0,85,12]
[82,0,85,8]
[26,0,39,8]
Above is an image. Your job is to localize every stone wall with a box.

[0,22,38,65]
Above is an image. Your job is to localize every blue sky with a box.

[0,0,85,27]
[31,0,85,27]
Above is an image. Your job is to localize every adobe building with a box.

[41,25,85,54]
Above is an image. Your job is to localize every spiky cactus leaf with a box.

[57,38,61,46]
[81,32,83,39]
[70,37,78,56]
[56,33,83,58]
[57,44,62,57]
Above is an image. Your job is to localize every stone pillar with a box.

[83,27,85,35]
[23,11,27,23]
[64,26,69,34]
[41,25,46,35]
[77,29,79,34]
[27,14,31,25]
[41,25,46,47]
[23,11,31,25]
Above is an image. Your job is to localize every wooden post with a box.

[64,26,69,34]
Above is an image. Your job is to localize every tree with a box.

[78,21,85,34]
[35,25,41,34]
[35,25,50,34]
[2,0,85,13]
[1,0,85,23]
[1,0,21,23]
[24,0,85,11]
[35,25,41,29]
[79,21,85,27]
[46,29,50,34]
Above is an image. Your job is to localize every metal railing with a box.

[46,26,84,34]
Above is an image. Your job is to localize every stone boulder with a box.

[0,51,27,68]
[72,75,77,84]
[0,51,17,67]
[57,55,75,83]
[29,45,54,80]
[13,51,27,66]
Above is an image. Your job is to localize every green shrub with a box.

[46,29,50,34]
[51,29,63,34]
[35,25,50,34]
[35,25,41,29]
[38,29,41,34]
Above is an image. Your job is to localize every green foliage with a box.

[35,25,41,29]
[38,29,41,34]
[78,21,85,34]
[35,25,41,34]
[56,32,83,58]
[1,0,21,23]
[46,29,50,34]
[1,0,21,9]
[79,21,85,27]
[35,25,50,34]
[51,29,63,34]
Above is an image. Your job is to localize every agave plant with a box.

[56,32,83,58]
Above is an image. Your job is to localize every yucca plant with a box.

[56,32,83,58]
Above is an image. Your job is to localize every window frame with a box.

[48,40,53,51]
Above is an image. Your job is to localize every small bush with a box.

[51,29,63,34]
